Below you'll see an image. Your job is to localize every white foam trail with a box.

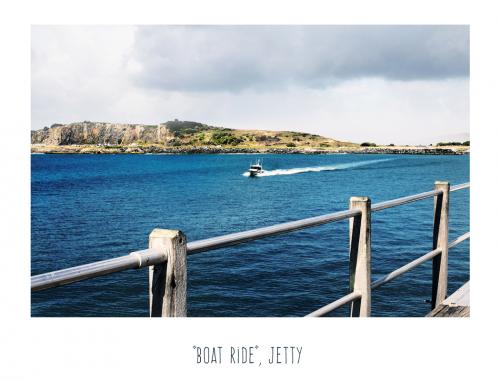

[242,158,393,177]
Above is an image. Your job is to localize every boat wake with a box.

[242,158,394,177]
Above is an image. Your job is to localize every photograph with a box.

[30,25,470,318]
[6,0,500,378]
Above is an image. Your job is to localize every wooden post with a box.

[431,181,450,309]
[149,229,187,317]
[349,197,372,317]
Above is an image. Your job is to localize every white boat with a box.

[248,159,263,177]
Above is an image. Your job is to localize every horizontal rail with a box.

[187,182,469,254]
[370,182,469,213]
[371,248,442,290]
[31,208,362,291]
[371,189,441,212]
[449,232,470,248]
[372,232,470,290]
[186,209,361,255]
[31,248,164,292]
[451,182,470,192]
[308,231,470,315]
[306,292,361,317]
[31,183,470,292]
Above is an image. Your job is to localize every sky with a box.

[31,25,469,145]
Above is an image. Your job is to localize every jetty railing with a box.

[31,181,470,317]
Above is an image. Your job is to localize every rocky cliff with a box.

[31,121,205,145]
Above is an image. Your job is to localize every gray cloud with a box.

[130,25,469,92]
[31,25,469,145]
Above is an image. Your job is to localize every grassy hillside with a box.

[164,123,355,149]
[31,120,357,150]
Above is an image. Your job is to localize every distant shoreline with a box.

[31,121,469,156]
[31,144,469,155]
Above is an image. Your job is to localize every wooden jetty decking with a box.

[427,281,470,317]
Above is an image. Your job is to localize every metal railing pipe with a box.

[371,189,441,212]
[31,248,164,292]
[186,209,361,255]
[371,232,470,290]
[448,232,470,249]
[187,183,469,253]
[31,183,470,292]
[306,292,361,317]
[370,182,469,213]
[371,248,442,290]
[451,182,470,192]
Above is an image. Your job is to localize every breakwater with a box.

[31,144,468,155]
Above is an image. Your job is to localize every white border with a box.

[2,1,499,380]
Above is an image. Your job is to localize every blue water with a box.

[31,154,469,317]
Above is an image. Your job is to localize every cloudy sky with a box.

[31,25,469,144]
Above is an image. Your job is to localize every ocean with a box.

[31,153,469,317]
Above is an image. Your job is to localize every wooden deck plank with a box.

[443,281,469,307]
[427,281,470,317]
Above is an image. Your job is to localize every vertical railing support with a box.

[349,197,372,317]
[149,229,187,317]
[431,181,450,309]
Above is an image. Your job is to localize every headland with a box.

[31,120,469,155]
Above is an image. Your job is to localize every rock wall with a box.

[31,122,175,145]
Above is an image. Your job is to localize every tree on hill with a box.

[436,141,469,146]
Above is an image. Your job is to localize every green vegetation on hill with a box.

[165,119,216,136]
[436,141,469,147]
[31,119,357,150]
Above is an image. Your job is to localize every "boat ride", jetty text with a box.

[193,345,302,366]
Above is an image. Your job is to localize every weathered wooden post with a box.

[148,229,187,317]
[349,197,372,317]
[431,181,450,309]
